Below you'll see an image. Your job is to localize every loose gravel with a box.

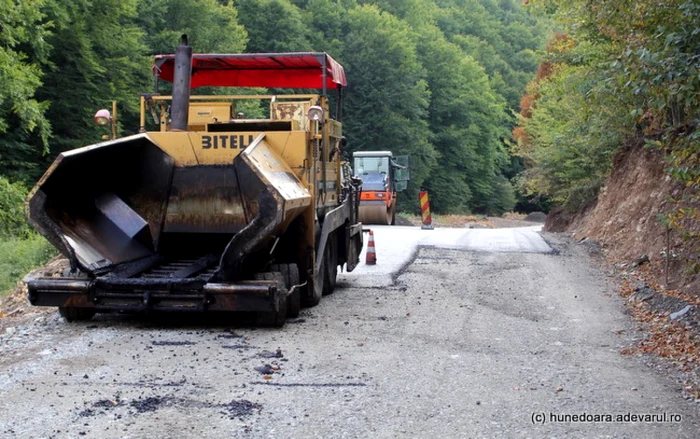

[0,240,698,438]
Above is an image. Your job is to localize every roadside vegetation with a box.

[0,177,56,297]
[514,0,699,271]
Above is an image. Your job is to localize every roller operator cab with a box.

[24,36,364,326]
[353,151,410,225]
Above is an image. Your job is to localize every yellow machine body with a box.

[24,48,363,326]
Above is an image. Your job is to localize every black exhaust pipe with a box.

[171,35,192,131]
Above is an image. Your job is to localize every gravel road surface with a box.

[1,226,697,438]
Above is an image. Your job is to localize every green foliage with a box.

[360,0,437,27]
[293,0,544,213]
[433,0,550,110]
[0,234,56,296]
[0,177,32,239]
[0,0,52,183]
[518,0,699,271]
[137,0,247,54]
[298,0,355,55]
[425,172,472,214]
[236,0,313,53]
[516,63,629,210]
[415,26,510,214]
[35,0,151,154]
[341,5,437,207]
[0,176,55,296]
[486,174,517,215]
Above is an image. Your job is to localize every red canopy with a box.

[153,52,346,89]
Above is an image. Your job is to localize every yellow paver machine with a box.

[24,36,363,326]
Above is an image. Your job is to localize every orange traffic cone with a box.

[366,230,377,265]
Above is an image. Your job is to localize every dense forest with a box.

[0,0,549,216]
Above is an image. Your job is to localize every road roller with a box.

[353,151,409,225]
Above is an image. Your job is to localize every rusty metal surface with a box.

[345,223,363,272]
[270,101,311,131]
[168,255,218,278]
[164,165,248,234]
[26,189,80,271]
[25,62,362,319]
[50,206,152,269]
[26,278,92,308]
[27,278,90,292]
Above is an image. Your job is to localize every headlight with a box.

[308,105,324,121]
[94,109,112,126]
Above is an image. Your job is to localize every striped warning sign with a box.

[419,191,433,230]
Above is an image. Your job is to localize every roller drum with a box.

[359,203,392,225]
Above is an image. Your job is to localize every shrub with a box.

[0,234,56,296]
[0,177,32,238]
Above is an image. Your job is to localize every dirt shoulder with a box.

[543,230,700,402]
[398,212,546,229]
[0,257,68,334]
[545,146,698,297]
[543,145,699,401]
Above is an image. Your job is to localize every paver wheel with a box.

[322,232,338,296]
[58,306,96,322]
[270,263,301,318]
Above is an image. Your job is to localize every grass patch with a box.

[0,233,57,298]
